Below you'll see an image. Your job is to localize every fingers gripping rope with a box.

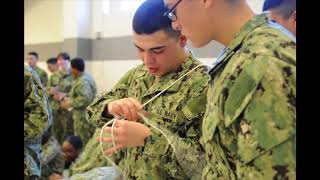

[99,118,124,178]
[99,64,205,178]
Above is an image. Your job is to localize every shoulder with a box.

[182,58,210,93]
[241,24,296,65]
[36,66,47,74]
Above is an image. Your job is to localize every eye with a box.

[152,48,165,54]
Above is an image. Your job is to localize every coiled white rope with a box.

[99,64,204,179]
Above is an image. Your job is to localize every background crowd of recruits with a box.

[24,0,296,179]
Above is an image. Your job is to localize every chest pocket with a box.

[148,106,179,130]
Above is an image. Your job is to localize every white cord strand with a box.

[99,63,205,179]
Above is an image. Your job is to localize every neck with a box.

[211,3,255,46]
[155,47,189,80]
[175,47,189,66]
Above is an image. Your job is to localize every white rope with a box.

[99,63,205,178]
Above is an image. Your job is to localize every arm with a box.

[145,93,207,179]
[41,137,61,165]
[68,80,94,109]
[24,68,51,141]
[86,68,136,126]
[42,71,49,87]
[231,55,296,178]
[101,73,209,179]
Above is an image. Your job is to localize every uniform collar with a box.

[227,12,269,53]
[209,13,269,75]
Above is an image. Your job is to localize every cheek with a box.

[156,53,171,69]
[138,52,144,63]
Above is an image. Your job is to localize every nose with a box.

[142,52,155,64]
[57,60,64,66]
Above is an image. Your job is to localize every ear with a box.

[179,35,187,47]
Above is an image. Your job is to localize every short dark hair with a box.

[263,0,296,19]
[66,135,83,150]
[46,57,57,65]
[132,0,180,39]
[71,57,85,72]
[57,52,70,61]
[28,52,38,59]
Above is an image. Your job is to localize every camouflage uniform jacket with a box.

[34,66,48,86]
[67,72,97,144]
[69,128,109,176]
[57,69,74,95]
[68,72,97,110]
[40,136,65,179]
[24,65,52,177]
[47,71,61,110]
[200,13,296,179]
[87,54,210,179]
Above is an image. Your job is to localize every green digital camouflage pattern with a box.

[54,69,74,143]
[69,128,110,176]
[24,65,52,177]
[87,54,209,179]
[34,66,48,87]
[68,72,97,146]
[46,71,65,143]
[40,135,65,179]
[47,71,61,110]
[69,167,120,180]
[200,13,296,179]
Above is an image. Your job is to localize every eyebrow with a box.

[134,43,166,51]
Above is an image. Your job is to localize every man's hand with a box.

[53,91,65,101]
[107,97,143,121]
[97,119,151,156]
[49,173,63,180]
[60,97,72,110]
[49,86,59,95]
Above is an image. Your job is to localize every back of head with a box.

[66,135,83,151]
[132,0,180,39]
[71,57,85,72]
[46,57,57,65]
[263,0,296,19]
[57,52,70,61]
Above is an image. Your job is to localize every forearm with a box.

[145,119,205,179]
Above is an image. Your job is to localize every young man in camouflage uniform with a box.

[27,51,48,86]
[46,57,60,84]
[163,0,296,179]
[86,0,210,179]
[58,58,97,146]
[49,52,74,144]
[24,65,52,180]
[46,57,63,143]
